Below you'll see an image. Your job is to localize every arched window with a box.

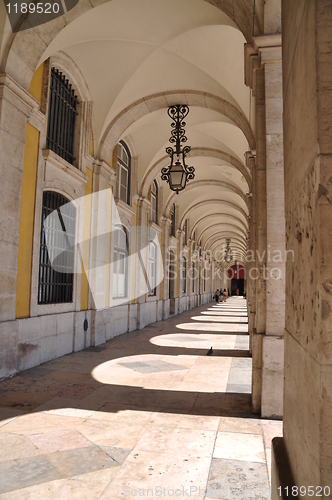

[117,141,131,205]
[150,180,158,224]
[46,68,78,165]
[38,191,76,304]
[184,219,188,245]
[112,225,129,299]
[182,257,187,294]
[191,261,195,293]
[148,241,157,296]
[170,203,176,237]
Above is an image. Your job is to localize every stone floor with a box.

[0,297,282,499]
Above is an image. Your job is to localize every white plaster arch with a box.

[179,199,248,228]
[190,212,248,237]
[140,146,251,198]
[0,0,262,94]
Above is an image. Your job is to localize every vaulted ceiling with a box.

[20,0,255,263]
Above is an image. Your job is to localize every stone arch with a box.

[99,91,255,162]
[1,0,262,92]
[190,213,248,238]
[165,180,249,219]
[140,147,251,198]
[204,231,247,251]
[180,199,248,228]
[197,222,247,243]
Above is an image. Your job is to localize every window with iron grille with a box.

[46,68,78,165]
[182,257,187,294]
[38,191,76,304]
[112,225,129,298]
[170,203,176,237]
[184,219,188,245]
[150,180,158,224]
[117,142,131,205]
[148,241,157,296]
[191,261,195,293]
[203,267,206,292]
[192,231,196,251]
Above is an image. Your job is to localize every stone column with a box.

[246,152,256,357]
[245,34,285,418]
[272,0,332,494]
[89,161,114,316]
[136,196,150,328]
[0,75,38,322]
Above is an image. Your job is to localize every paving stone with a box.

[0,455,62,494]
[206,458,270,499]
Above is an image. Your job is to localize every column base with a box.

[271,437,297,500]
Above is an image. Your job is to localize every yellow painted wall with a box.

[80,168,93,310]
[105,185,113,308]
[15,124,40,318]
[90,132,94,157]
[29,63,44,108]
[131,204,137,304]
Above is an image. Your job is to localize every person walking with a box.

[214,289,220,303]
[223,288,227,302]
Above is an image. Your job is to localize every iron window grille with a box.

[182,257,187,294]
[38,191,76,304]
[150,180,158,224]
[46,68,78,165]
[117,142,131,205]
[170,203,176,237]
[192,231,196,251]
[184,219,188,245]
[112,225,129,298]
[203,267,206,292]
[148,241,157,296]
[191,261,195,293]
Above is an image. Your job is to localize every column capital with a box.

[0,73,39,116]
[245,34,282,91]
[137,196,151,210]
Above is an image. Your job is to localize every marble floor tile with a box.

[99,450,212,499]
[45,445,116,478]
[149,412,220,431]
[135,426,217,457]
[0,301,277,498]
[0,455,62,494]
[0,432,40,462]
[28,428,94,454]
[76,419,148,449]
[213,431,266,462]
[218,417,263,435]
[0,391,52,411]
[0,477,107,499]
[206,458,270,499]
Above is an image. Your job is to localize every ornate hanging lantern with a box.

[161,105,195,194]
[224,238,232,263]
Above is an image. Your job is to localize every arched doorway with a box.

[228,264,246,295]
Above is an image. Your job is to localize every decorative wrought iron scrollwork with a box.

[161,104,195,194]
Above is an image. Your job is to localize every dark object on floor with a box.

[207,346,213,356]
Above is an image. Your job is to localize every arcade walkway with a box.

[0,298,282,499]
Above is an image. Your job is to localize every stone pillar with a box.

[89,161,115,324]
[246,152,256,357]
[272,0,332,494]
[245,34,285,418]
[136,196,150,328]
[0,75,38,322]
